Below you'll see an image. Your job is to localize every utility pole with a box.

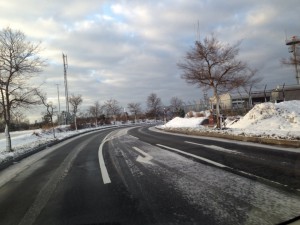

[62,53,69,119]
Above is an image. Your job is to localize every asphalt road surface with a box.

[0,125,299,225]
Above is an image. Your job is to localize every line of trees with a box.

[81,94,186,127]
[34,93,187,130]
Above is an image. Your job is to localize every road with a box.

[0,125,299,225]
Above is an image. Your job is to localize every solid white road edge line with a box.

[98,134,112,184]
[132,147,153,165]
[156,144,227,168]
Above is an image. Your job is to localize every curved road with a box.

[0,125,299,225]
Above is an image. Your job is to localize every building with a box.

[271,85,300,102]
[209,89,273,113]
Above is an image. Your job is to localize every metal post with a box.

[62,53,69,114]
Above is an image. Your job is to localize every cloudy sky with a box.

[0,0,299,122]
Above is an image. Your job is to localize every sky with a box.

[0,0,299,122]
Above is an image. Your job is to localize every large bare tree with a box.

[127,102,142,123]
[178,34,257,128]
[69,94,83,131]
[147,93,162,121]
[0,27,46,151]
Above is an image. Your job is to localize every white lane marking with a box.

[156,144,298,192]
[98,133,112,184]
[132,147,153,165]
[98,127,135,184]
[185,141,240,154]
[156,144,227,168]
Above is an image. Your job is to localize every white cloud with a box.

[0,0,299,122]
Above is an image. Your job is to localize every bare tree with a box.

[103,98,121,124]
[0,27,46,151]
[127,102,142,123]
[12,111,26,125]
[69,94,83,131]
[35,90,56,138]
[89,101,102,127]
[170,97,184,117]
[147,93,162,121]
[178,34,257,128]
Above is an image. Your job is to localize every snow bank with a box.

[159,101,300,140]
[228,101,300,131]
[159,117,207,128]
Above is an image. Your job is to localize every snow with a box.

[158,101,300,140]
[0,125,116,165]
[160,110,210,128]
[161,117,207,128]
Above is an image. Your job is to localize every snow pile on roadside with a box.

[225,101,300,139]
[159,117,207,128]
[158,101,300,140]
[228,101,300,131]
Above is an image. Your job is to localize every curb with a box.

[157,127,300,148]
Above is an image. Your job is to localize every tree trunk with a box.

[5,123,12,152]
[75,115,77,131]
[51,117,56,138]
[214,89,221,129]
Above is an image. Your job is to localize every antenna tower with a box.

[285,35,300,85]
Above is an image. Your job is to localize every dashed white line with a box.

[156,144,227,168]
[185,141,240,154]
[156,143,297,192]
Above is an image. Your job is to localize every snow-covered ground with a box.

[159,100,300,141]
[0,125,117,165]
